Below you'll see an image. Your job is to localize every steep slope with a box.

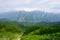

[0,11,60,22]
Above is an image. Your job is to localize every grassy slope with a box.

[21,32,60,40]
[0,21,23,40]
[0,21,60,40]
[21,25,60,40]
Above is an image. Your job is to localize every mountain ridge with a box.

[0,11,60,22]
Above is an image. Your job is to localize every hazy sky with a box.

[0,0,60,13]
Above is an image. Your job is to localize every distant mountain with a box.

[0,11,60,22]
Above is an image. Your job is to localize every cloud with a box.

[0,0,60,13]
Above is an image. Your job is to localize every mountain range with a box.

[0,11,60,22]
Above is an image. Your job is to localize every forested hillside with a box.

[0,21,60,40]
[0,21,23,40]
[21,23,60,40]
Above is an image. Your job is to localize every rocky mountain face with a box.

[0,11,60,22]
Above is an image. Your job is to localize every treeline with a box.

[0,21,60,40]
[21,22,60,40]
[23,25,60,35]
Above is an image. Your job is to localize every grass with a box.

[0,21,60,40]
[21,32,60,40]
[0,32,22,40]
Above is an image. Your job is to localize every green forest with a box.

[0,21,60,40]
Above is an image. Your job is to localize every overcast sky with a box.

[0,0,60,13]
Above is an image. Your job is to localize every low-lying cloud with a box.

[0,0,60,13]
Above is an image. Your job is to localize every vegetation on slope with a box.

[21,23,60,40]
[0,21,23,40]
[0,21,60,40]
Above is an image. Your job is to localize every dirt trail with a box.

[17,33,23,40]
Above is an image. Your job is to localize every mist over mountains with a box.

[0,11,60,22]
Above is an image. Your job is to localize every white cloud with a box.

[0,0,60,13]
